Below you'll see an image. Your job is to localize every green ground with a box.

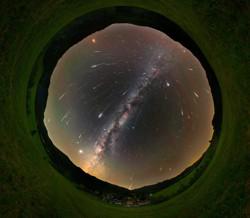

[0,0,249,217]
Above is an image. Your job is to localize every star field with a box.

[44,23,214,189]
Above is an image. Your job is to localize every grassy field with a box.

[0,0,249,217]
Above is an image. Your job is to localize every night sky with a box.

[44,24,214,189]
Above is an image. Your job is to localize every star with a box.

[98,112,103,119]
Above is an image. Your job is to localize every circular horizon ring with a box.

[44,23,214,189]
[34,5,221,198]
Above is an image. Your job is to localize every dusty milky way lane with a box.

[87,54,163,172]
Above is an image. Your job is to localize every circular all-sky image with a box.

[44,23,214,190]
